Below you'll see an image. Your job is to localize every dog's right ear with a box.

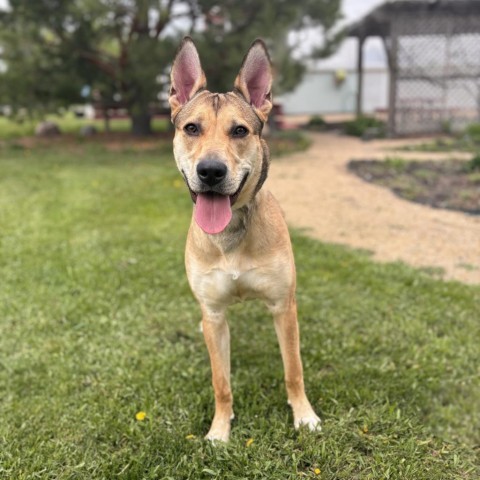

[234,39,273,123]
[169,37,207,119]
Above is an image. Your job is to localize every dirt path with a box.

[267,132,480,285]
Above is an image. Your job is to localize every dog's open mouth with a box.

[182,172,249,235]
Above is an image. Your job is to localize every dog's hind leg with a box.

[271,298,321,431]
[201,310,234,442]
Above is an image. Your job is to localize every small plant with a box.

[467,171,480,183]
[465,123,480,144]
[344,115,385,138]
[440,119,452,134]
[466,152,480,171]
[435,138,451,149]
[306,115,327,130]
[384,157,407,172]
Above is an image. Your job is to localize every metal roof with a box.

[348,0,480,38]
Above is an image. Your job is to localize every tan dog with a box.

[169,37,320,442]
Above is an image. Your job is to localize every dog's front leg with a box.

[201,310,233,442]
[272,298,321,431]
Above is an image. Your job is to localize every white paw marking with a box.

[295,414,322,431]
[205,414,234,443]
[205,430,230,443]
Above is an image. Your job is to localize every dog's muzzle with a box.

[182,170,249,207]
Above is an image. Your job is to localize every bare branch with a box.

[78,50,118,78]
[154,0,174,38]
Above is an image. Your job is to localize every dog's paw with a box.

[294,414,322,432]
[289,399,322,432]
[205,414,234,443]
[205,429,230,443]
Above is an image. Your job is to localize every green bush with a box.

[306,115,327,130]
[466,152,480,171]
[384,156,408,172]
[465,123,480,144]
[344,115,385,138]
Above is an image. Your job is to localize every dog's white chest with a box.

[229,270,240,281]
[191,266,258,304]
[187,253,292,314]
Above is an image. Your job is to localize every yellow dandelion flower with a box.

[363,424,369,434]
[135,411,147,421]
[246,438,254,447]
[314,467,321,475]
[185,434,196,440]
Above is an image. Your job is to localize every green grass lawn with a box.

[0,141,479,479]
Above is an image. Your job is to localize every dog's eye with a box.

[232,125,248,138]
[184,123,200,136]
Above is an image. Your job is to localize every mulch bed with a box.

[348,158,480,215]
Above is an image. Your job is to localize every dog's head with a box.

[169,37,272,235]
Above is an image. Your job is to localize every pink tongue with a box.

[194,193,232,234]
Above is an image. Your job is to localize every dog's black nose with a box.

[197,160,227,186]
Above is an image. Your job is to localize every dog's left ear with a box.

[169,37,207,120]
[234,40,273,122]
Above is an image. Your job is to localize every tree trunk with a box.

[103,107,111,133]
[131,111,152,136]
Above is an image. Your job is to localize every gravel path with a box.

[267,132,480,285]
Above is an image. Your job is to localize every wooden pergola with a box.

[348,0,480,135]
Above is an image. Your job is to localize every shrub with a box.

[306,115,327,130]
[344,115,385,138]
[465,123,480,144]
[466,152,480,171]
[384,156,407,172]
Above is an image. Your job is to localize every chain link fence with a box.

[390,5,480,135]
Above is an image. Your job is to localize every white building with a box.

[278,38,389,116]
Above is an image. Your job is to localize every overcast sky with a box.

[336,0,388,69]
[343,0,386,23]
[309,0,388,70]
